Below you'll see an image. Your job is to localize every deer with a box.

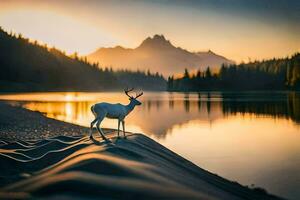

[90,88,143,141]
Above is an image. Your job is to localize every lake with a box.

[0,91,299,200]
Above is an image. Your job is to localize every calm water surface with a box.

[0,91,299,200]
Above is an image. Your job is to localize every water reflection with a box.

[0,92,300,200]
[221,92,300,123]
[2,92,300,138]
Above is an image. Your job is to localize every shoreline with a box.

[0,102,90,140]
[0,102,284,199]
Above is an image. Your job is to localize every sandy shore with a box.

[0,102,284,199]
[0,102,89,140]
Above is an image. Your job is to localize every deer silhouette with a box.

[90,88,143,140]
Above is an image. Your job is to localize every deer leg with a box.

[117,119,120,138]
[90,118,98,138]
[96,121,108,141]
[95,114,108,141]
[122,120,126,138]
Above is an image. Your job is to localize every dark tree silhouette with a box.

[168,53,300,91]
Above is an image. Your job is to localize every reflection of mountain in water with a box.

[130,92,300,138]
[128,97,223,138]
[10,92,300,139]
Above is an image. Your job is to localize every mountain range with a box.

[87,34,234,76]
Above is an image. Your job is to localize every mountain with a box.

[0,28,166,92]
[87,34,234,76]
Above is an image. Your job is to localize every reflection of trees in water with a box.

[146,100,151,112]
[143,94,214,116]
[222,92,300,123]
[155,100,161,110]
[207,94,211,116]
[140,94,222,139]
[184,93,190,113]
[169,98,174,110]
[169,93,174,110]
[15,91,300,139]
[287,92,300,123]
[197,93,201,112]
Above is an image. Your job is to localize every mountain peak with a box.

[138,34,173,49]
[152,34,166,41]
[88,34,234,76]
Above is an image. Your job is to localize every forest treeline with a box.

[168,53,300,91]
[2,26,299,93]
[0,27,166,92]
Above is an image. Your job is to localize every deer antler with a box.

[135,91,143,99]
[124,87,134,98]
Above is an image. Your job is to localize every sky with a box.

[0,0,299,62]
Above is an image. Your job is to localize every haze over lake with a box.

[1,91,299,200]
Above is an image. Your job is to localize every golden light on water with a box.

[0,92,300,199]
[160,115,300,187]
[65,102,73,122]
[64,94,74,102]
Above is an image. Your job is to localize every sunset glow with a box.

[0,0,299,62]
[1,2,300,199]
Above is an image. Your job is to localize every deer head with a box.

[124,88,143,106]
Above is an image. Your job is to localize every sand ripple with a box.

[0,133,282,200]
